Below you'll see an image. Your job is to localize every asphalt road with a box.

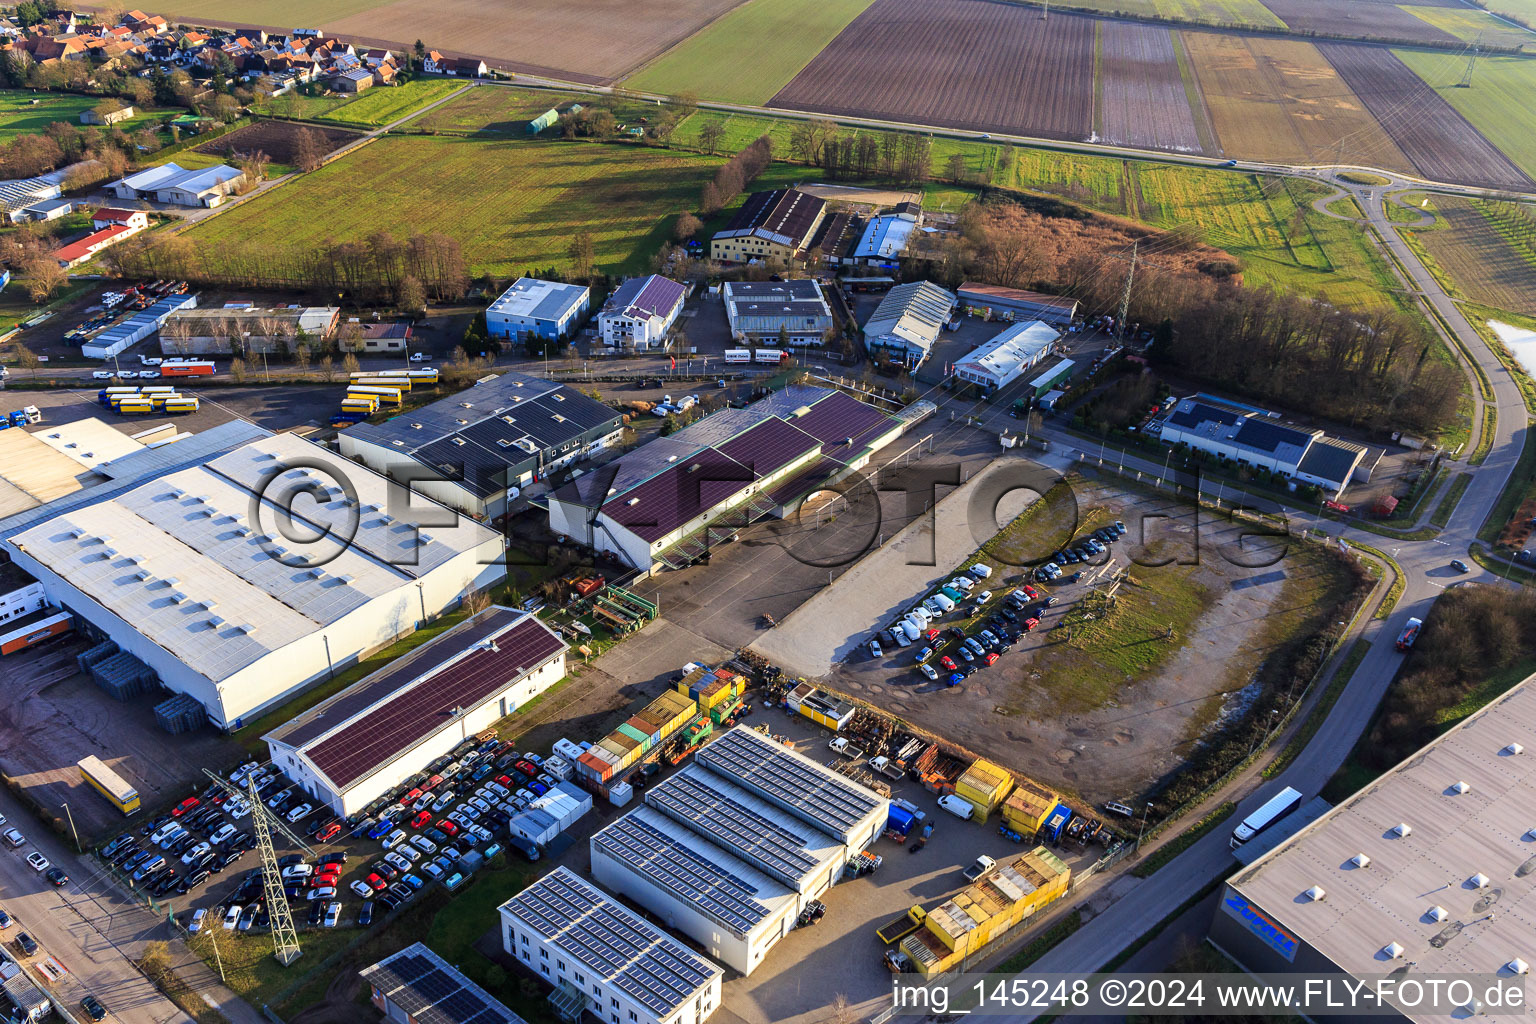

[0,788,259,1024]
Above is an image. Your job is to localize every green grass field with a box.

[412,87,658,135]
[1395,51,1536,182]
[1485,0,1536,25]
[183,136,725,279]
[1402,5,1535,49]
[0,90,172,141]
[314,79,467,128]
[623,0,875,103]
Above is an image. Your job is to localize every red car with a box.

[435,819,459,836]
[495,775,512,788]
[365,873,387,890]
[1023,617,1039,632]
[411,810,432,830]
[210,791,228,806]
[924,628,940,642]
[984,652,1000,666]
[939,656,958,671]
[402,788,422,803]
[316,822,342,843]
[1022,584,1039,599]
[513,760,538,778]
[171,797,200,817]
[426,774,444,789]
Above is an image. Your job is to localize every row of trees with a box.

[699,133,771,215]
[789,119,935,185]
[104,229,471,305]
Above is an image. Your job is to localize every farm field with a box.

[0,91,170,141]
[1182,33,1412,171]
[309,79,466,127]
[328,0,752,83]
[1403,5,1536,48]
[1318,43,1532,189]
[770,0,1095,140]
[1259,0,1459,43]
[1394,51,1536,183]
[412,87,659,135]
[1413,198,1536,312]
[193,121,361,165]
[1097,22,1205,152]
[181,137,723,279]
[623,0,875,104]
[1485,0,1536,23]
[997,0,1286,26]
[151,0,386,26]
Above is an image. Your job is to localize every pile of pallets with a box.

[90,651,156,701]
[153,693,206,734]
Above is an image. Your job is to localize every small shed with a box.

[528,108,559,133]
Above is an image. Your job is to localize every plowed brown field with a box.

[328,0,750,83]
[770,0,1094,141]
[1319,43,1532,189]
[1185,33,1412,171]
[1098,22,1205,153]
[1418,198,1536,312]
[1260,0,1459,43]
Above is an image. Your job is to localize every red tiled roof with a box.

[55,224,131,264]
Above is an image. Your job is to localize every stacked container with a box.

[1001,779,1060,835]
[678,668,745,710]
[574,690,698,786]
[954,758,1016,823]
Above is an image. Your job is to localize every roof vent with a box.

[455,418,468,425]
[1506,743,1524,755]
[1304,885,1326,902]
[410,423,423,430]
[666,455,678,462]
[452,438,466,446]
[459,402,473,409]
[67,527,85,539]
[1470,873,1490,889]
[1452,781,1471,794]
[206,615,225,628]
[626,498,640,506]
[1350,853,1371,869]
[1382,942,1404,960]
[337,574,354,586]
[168,591,186,604]
[234,623,257,635]
[497,439,512,447]
[1427,905,1447,922]
[233,525,251,536]
[135,569,152,582]
[308,568,324,579]
[1392,823,1412,838]
[392,440,406,447]
[1508,959,1530,976]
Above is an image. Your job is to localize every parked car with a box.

[223,905,242,930]
[25,852,49,873]
[14,933,37,956]
[45,867,68,887]
[358,901,374,926]
[171,797,200,817]
[187,908,207,934]
[2,828,24,848]
[323,902,342,928]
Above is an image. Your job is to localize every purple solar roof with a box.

[601,450,754,543]
[714,417,820,479]
[786,390,897,458]
[616,275,685,320]
[300,612,566,789]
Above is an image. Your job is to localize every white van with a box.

[930,593,956,613]
[907,606,933,625]
[969,563,993,579]
[922,597,947,617]
[898,621,923,644]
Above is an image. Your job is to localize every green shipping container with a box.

[617,723,649,745]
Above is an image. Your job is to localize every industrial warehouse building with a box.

[0,418,148,520]
[546,385,905,571]
[159,305,341,355]
[952,320,1059,392]
[590,726,887,974]
[851,207,920,267]
[108,162,245,207]
[1159,398,1368,499]
[863,281,956,369]
[597,275,686,352]
[500,867,724,1024]
[710,188,827,264]
[721,280,833,345]
[338,371,623,520]
[1210,670,1536,1024]
[957,282,1080,326]
[4,432,503,730]
[265,606,566,816]
[486,278,590,341]
[363,943,527,1024]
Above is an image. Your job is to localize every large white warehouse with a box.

[4,433,503,730]
[589,726,887,974]
[500,867,723,1024]
[265,606,566,816]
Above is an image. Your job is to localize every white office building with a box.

[500,866,724,1024]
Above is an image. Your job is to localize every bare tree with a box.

[319,354,335,381]
[342,352,360,376]
[567,230,595,280]
[14,344,39,380]
[291,127,327,172]
[698,121,725,155]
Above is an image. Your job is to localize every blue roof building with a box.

[486,278,590,341]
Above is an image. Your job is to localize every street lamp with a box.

[61,802,80,853]
[1135,801,1154,850]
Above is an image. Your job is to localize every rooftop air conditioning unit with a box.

[1509,959,1530,976]
[1470,873,1490,889]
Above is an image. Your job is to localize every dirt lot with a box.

[1183,33,1412,171]
[759,465,1346,807]
[1098,23,1205,153]
[1319,43,1532,189]
[195,121,361,165]
[771,0,1095,140]
[0,637,245,839]
[329,0,752,83]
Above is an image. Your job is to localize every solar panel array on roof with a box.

[714,418,819,479]
[300,611,566,789]
[697,726,882,841]
[502,867,718,1018]
[647,768,821,885]
[591,812,769,936]
[360,943,524,1024]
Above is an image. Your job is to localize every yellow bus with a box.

[347,385,403,407]
[79,755,140,816]
[353,376,412,392]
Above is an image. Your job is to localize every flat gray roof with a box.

[488,277,588,322]
[1231,670,1536,1016]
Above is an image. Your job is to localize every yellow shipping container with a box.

[900,847,1070,975]
[955,758,1015,822]
[1001,779,1060,834]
